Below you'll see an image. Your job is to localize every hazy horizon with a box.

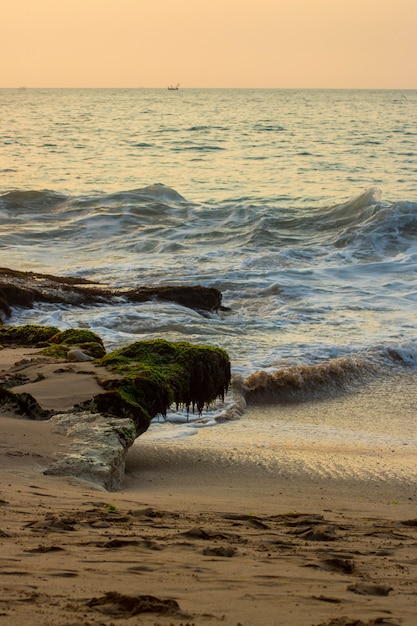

[3,86,417,92]
[2,0,416,90]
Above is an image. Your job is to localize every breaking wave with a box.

[2,186,417,259]
[236,355,384,405]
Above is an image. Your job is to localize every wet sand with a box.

[1,347,417,625]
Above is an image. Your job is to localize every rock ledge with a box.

[44,411,136,491]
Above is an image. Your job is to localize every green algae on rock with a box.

[0,324,60,346]
[0,325,231,439]
[42,328,106,359]
[86,339,231,435]
[0,325,106,359]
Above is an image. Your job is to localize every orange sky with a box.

[2,0,416,88]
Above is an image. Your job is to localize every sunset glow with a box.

[2,0,416,89]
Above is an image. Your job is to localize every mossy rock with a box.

[100,339,231,412]
[43,328,106,359]
[48,328,105,347]
[0,324,60,346]
[74,341,106,359]
[0,325,231,438]
[79,390,151,436]
[92,339,231,434]
[0,325,106,359]
[40,344,69,359]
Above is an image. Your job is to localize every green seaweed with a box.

[0,325,105,360]
[40,344,69,359]
[42,328,106,359]
[78,389,151,435]
[101,338,231,412]
[48,328,105,347]
[0,324,231,438]
[82,339,231,434]
[0,324,60,346]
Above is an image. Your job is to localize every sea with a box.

[1,88,417,486]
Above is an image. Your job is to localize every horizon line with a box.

[2,86,417,91]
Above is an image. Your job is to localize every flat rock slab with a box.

[45,411,136,491]
[0,267,224,316]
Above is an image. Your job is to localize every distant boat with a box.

[168,83,180,90]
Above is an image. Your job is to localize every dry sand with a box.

[1,347,417,626]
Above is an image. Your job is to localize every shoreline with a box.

[3,408,416,514]
[0,415,417,626]
[128,377,417,512]
[2,413,417,625]
[1,347,417,624]
[125,441,417,513]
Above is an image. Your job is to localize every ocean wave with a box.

[0,184,194,250]
[2,185,417,290]
[301,189,417,259]
[0,184,187,213]
[2,186,417,372]
[232,337,417,406]
[0,189,67,212]
[381,343,417,368]
[3,187,417,260]
[236,356,383,404]
[318,188,383,229]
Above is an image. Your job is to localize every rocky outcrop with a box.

[0,267,224,318]
[81,338,232,435]
[44,411,136,491]
[0,329,231,435]
[0,327,232,490]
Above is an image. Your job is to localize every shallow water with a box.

[137,372,417,484]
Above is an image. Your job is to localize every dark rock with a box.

[0,283,36,317]
[0,267,224,318]
[0,386,51,420]
[87,591,181,616]
[122,285,222,313]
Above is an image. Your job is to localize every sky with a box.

[1,0,416,89]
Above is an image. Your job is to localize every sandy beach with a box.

[1,347,417,626]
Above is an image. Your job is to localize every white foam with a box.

[141,423,198,441]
